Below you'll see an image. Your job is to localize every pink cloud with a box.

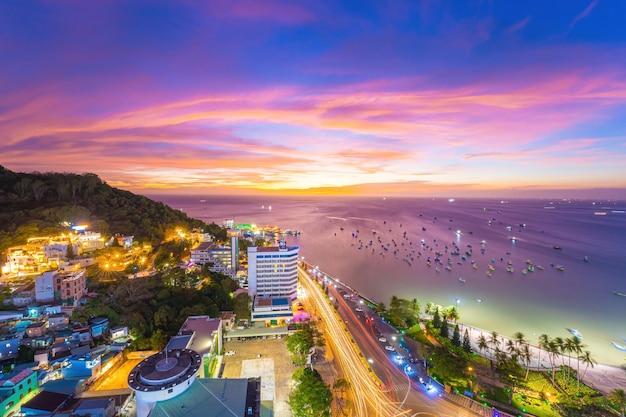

[505,17,531,35]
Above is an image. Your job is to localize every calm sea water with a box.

[154,195,626,366]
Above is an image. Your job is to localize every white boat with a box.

[458,278,466,283]
[475,298,482,303]
[612,341,626,352]
[567,328,583,340]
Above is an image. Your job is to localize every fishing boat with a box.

[486,272,492,277]
[556,265,565,271]
[506,267,514,273]
[536,265,545,271]
[567,328,583,340]
[613,291,626,297]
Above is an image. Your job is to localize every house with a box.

[219,311,236,331]
[0,367,38,417]
[60,352,101,382]
[110,326,128,340]
[0,334,21,361]
[35,271,57,303]
[56,397,116,417]
[88,317,109,338]
[47,313,69,330]
[40,378,87,397]
[11,283,35,306]
[25,321,46,338]
[20,390,69,417]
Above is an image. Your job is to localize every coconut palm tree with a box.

[477,334,488,358]
[609,388,626,417]
[568,337,585,390]
[547,340,559,383]
[513,332,526,349]
[489,331,501,356]
[538,334,550,371]
[521,343,532,381]
[446,305,460,323]
[505,339,518,358]
[563,337,575,380]
[425,302,435,316]
[578,350,597,389]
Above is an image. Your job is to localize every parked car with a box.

[225,350,236,356]
[385,345,395,351]
[379,337,387,343]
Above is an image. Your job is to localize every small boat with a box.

[472,264,478,269]
[613,291,626,297]
[612,341,626,352]
[556,265,565,271]
[536,265,544,271]
[583,256,589,263]
[458,278,466,283]
[567,328,583,340]
[506,267,514,273]
[475,298,482,303]
[445,266,452,271]
[486,272,492,277]
[553,245,562,250]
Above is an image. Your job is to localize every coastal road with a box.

[301,265,483,417]
[298,266,406,417]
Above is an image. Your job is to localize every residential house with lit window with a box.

[0,367,38,417]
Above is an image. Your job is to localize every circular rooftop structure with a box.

[128,348,201,392]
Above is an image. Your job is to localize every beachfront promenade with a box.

[454,322,626,396]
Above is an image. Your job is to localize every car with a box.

[378,337,387,343]
[225,350,236,356]
[355,308,363,312]
[409,357,419,363]
[385,345,395,351]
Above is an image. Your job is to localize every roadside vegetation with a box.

[376,295,617,417]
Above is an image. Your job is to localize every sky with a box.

[2,0,626,198]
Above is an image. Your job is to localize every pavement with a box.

[221,336,295,417]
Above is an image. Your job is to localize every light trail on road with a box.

[299,266,406,417]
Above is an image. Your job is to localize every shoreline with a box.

[303,261,626,396]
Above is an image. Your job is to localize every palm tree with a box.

[538,334,550,371]
[521,344,532,381]
[425,302,435,316]
[568,337,584,390]
[477,334,488,358]
[489,331,501,358]
[505,339,518,358]
[609,388,626,417]
[513,332,526,349]
[447,305,460,323]
[564,337,575,380]
[578,350,597,389]
[376,302,387,315]
[547,340,559,383]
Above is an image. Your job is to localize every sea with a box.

[153,195,626,366]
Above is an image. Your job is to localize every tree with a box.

[520,344,532,381]
[489,331,501,358]
[440,317,449,339]
[289,367,332,417]
[609,389,626,417]
[66,244,76,260]
[462,328,472,353]
[232,293,251,321]
[432,307,441,328]
[451,324,461,347]
[538,333,550,371]
[425,302,435,315]
[579,350,596,388]
[477,334,488,358]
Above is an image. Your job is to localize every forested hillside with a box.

[0,165,221,254]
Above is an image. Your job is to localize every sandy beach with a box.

[455,322,626,395]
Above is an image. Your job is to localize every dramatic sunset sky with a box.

[2,1,626,197]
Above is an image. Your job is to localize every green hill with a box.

[0,165,223,255]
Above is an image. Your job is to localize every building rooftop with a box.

[21,390,69,412]
[167,335,192,350]
[193,242,215,251]
[128,349,201,392]
[148,378,256,417]
[179,316,221,355]
[255,245,298,252]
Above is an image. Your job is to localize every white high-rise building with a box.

[247,240,299,300]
